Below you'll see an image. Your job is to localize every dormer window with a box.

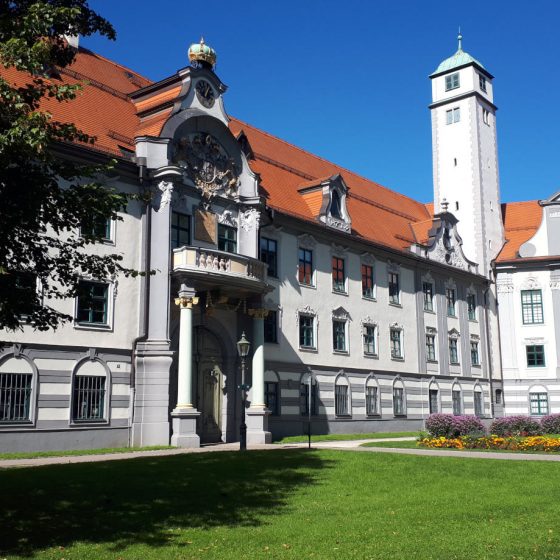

[445,72,460,91]
[330,190,342,220]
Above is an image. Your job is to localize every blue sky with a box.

[84,0,560,204]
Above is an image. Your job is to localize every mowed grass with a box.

[2,450,560,559]
[0,445,172,460]
[274,431,418,443]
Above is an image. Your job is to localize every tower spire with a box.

[457,28,463,51]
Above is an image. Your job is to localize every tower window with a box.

[483,109,490,125]
[445,72,460,91]
[446,107,460,125]
[455,201,459,211]
[479,75,487,92]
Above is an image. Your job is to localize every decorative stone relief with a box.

[448,328,460,339]
[496,279,514,293]
[444,277,456,290]
[240,208,260,232]
[326,215,351,232]
[298,233,316,249]
[521,276,541,290]
[390,321,403,331]
[426,326,437,335]
[361,253,376,265]
[156,180,174,212]
[360,316,378,335]
[331,243,348,256]
[296,305,318,324]
[172,132,239,204]
[387,260,400,273]
[332,306,351,321]
[217,209,238,228]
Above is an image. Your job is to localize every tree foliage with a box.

[0,1,141,331]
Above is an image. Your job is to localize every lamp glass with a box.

[237,332,251,357]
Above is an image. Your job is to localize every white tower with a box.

[430,33,504,276]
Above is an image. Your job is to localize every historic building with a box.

[0,34,555,451]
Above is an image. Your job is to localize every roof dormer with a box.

[298,174,351,233]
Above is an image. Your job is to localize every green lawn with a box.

[0,445,172,460]
[362,440,420,449]
[274,431,418,443]
[2,449,560,559]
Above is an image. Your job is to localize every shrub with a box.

[540,414,560,434]
[490,416,542,437]
[425,414,485,438]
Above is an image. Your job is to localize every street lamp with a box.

[237,331,251,451]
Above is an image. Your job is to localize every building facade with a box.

[0,35,552,452]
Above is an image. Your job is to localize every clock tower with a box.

[430,33,504,276]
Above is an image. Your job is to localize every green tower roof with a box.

[431,32,485,76]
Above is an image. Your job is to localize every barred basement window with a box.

[265,382,279,415]
[335,379,349,416]
[366,385,378,416]
[429,389,439,414]
[452,389,462,415]
[0,373,33,423]
[300,381,318,416]
[393,386,406,416]
[474,389,483,417]
[72,374,106,422]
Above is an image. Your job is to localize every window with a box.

[479,75,487,92]
[260,237,278,278]
[72,373,106,422]
[362,264,374,299]
[467,294,476,320]
[449,337,459,364]
[423,282,434,311]
[495,389,503,405]
[0,372,33,423]
[299,315,315,349]
[446,107,461,124]
[81,216,111,241]
[445,72,460,91]
[529,392,548,416]
[332,257,346,293]
[389,272,400,304]
[265,382,279,415]
[171,212,190,249]
[264,311,278,343]
[366,385,378,416]
[521,290,544,324]
[526,345,545,367]
[298,248,313,286]
[393,386,406,416]
[335,380,349,416]
[363,325,377,355]
[452,389,462,415]
[429,389,439,414]
[474,389,483,417]
[426,333,436,361]
[11,271,38,319]
[77,281,109,325]
[446,288,456,316]
[217,224,237,253]
[332,320,347,352]
[390,328,402,359]
[483,108,490,125]
[300,380,318,416]
[470,340,480,366]
[330,190,342,219]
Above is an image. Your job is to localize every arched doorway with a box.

[194,327,224,443]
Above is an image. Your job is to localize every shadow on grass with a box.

[0,449,331,556]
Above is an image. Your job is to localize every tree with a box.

[0,1,141,331]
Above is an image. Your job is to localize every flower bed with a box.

[418,435,560,452]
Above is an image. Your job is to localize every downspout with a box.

[128,166,151,446]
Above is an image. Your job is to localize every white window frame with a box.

[445,72,460,91]
[74,279,115,332]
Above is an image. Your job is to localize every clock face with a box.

[195,80,215,108]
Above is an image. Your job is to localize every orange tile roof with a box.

[0,47,544,262]
[496,201,542,262]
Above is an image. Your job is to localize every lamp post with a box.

[237,331,251,451]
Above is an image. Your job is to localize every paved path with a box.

[2,437,560,468]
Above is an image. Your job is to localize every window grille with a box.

[0,373,32,422]
[393,387,405,416]
[474,391,483,417]
[335,383,349,416]
[452,390,462,415]
[529,392,548,416]
[72,375,106,422]
[265,382,279,415]
[300,382,318,416]
[429,389,439,414]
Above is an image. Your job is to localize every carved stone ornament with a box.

[298,233,316,249]
[331,243,348,256]
[390,321,403,331]
[386,260,400,273]
[156,180,174,212]
[361,316,378,335]
[296,305,318,324]
[240,208,261,232]
[521,276,540,291]
[431,242,468,270]
[326,215,351,232]
[426,327,437,335]
[496,279,514,293]
[551,280,560,291]
[217,209,238,228]
[332,306,350,321]
[448,328,460,339]
[361,253,376,266]
[444,277,456,290]
[172,132,239,204]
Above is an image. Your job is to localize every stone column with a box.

[170,289,200,448]
[246,308,271,444]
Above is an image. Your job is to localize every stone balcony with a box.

[172,246,271,295]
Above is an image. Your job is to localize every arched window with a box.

[0,356,36,423]
[428,380,440,414]
[451,382,462,415]
[264,370,280,416]
[330,190,342,219]
[72,359,109,423]
[335,374,350,417]
[365,375,380,416]
[529,385,548,416]
[473,384,484,417]
[393,378,406,416]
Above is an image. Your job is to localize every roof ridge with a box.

[77,46,152,87]
[232,117,429,217]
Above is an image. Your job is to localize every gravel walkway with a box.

[2,437,559,468]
